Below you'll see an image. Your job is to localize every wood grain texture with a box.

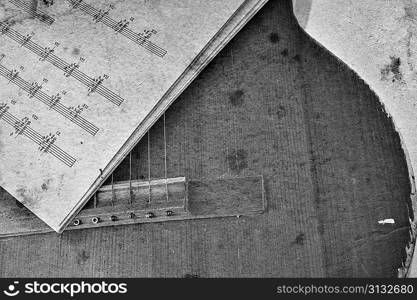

[0,0,412,277]
[0,176,265,236]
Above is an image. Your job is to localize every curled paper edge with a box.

[292,0,417,277]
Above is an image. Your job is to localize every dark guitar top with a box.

[0,0,413,277]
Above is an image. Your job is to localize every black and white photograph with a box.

[0,0,416,298]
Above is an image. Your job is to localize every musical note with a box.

[39,47,54,62]
[20,34,33,47]
[8,0,55,25]
[68,105,82,120]
[63,63,79,78]
[39,133,57,153]
[0,23,10,35]
[113,19,130,33]
[0,23,125,106]
[28,82,42,98]
[70,0,83,9]
[0,63,99,136]
[66,0,167,57]
[49,93,61,109]
[88,76,104,96]
[93,9,109,23]
[0,107,76,167]
[0,103,9,117]
[7,69,19,83]
[13,117,31,136]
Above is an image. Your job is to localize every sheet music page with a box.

[0,0,247,232]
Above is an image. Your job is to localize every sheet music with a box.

[0,0,249,232]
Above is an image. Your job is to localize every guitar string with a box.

[104,113,171,209]
[111,173,115,206]
[81,50,237,218]
[129,151,133,205]
[147,129,151,203]
[163,113,169,202]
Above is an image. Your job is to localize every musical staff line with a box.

[9,0,55,25]
[0,104,76,167]
[0,63,99,136]
[0,22,125,106]
[67,0,167,58]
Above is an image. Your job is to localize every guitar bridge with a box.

[0,175,265,236]
[68,175,265,230]
[69,177,190,229]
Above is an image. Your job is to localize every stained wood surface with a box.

[0,0,412,277]
[0,175,265,236]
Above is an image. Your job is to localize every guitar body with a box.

[0,0,412,277]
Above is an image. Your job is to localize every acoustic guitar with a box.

[0,0,413,277]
